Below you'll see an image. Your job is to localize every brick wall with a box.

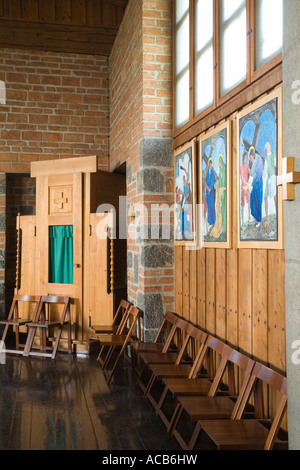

[0,47,110,319]
[109,0,174,340]
[0,48,110,172]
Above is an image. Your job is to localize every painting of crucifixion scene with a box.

[199,122,231,248]
[174,140,196,245]
[237,93,281,245]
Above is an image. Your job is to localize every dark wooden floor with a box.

[0,350,184,451]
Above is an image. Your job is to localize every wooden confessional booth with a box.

[15,156,127,354]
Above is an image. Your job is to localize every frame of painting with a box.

[237,86,283,249]
[199,120,231,248]
[174,139,197,246]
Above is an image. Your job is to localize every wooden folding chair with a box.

[146,335,232,428]
[145,325,209,406]
[136,317,192,394]
[23,295,72,359]
[131,311,179,358]
[97,305,143,384]
[96,302,136,368]
[92,299,131,335]
[170,348,256,449]
[93,299,131,367]
[197,362,288,450]
[0,295,41,355]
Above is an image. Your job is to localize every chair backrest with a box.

[123,305,143,342]
[174,323,208,367]
[207,347,256,410]
[160,316,185,354]
[235,362,288,450]
[113,299,132,334]
[14,295,41,303]
[10,294,42,319]
[153,311,179,344]
[191,335,229,380]
[39,295,71,323]
[41,295,70,304]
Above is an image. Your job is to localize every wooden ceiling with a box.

[0,0,129,56]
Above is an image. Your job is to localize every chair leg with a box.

[168,402,182,433]
[106,350,123,384]
[144,372,156,397]
[187,421,202,450]
[155,384,169,415]
[0,324,10,348]
[171,404,189,450]
[23,326,37,357]
[51,326,63,359]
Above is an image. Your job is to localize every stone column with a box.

[134,137,174,341]
[283,0,300,451]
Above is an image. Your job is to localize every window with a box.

[174,0,283,133]
[194,0,214,114]
[220,0,247,97]
[255,0,283,70]
[174,0,190,129]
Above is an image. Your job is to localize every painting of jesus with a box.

[199,121,231,248]
[237,87,283,249]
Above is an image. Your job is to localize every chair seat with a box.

[92,325,118,333]
[131,341,164,353]
[26,320,64,328]
[199,419,271,450]
[177,396,236,420]
[0,318,31,326]
[138,351,178,365]
[149,363,193,379]
[97,334,128,346]
[161,377,213,396]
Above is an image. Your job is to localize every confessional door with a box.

[35,172,84,339]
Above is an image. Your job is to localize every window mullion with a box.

[214,0,220,106]
[190,0,194,121]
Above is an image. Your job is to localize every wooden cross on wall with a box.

[54,192,69,210]
[277,157,300,201]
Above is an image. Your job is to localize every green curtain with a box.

[49,225,73,284]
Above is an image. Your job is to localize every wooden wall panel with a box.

[189,251,197,325]
[252,249,268,364]
[182,248,190,321]
[174,102,286,377]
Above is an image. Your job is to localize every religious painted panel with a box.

[199,121,231,248]
[174,139,197,246]
[237,87,283,249]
